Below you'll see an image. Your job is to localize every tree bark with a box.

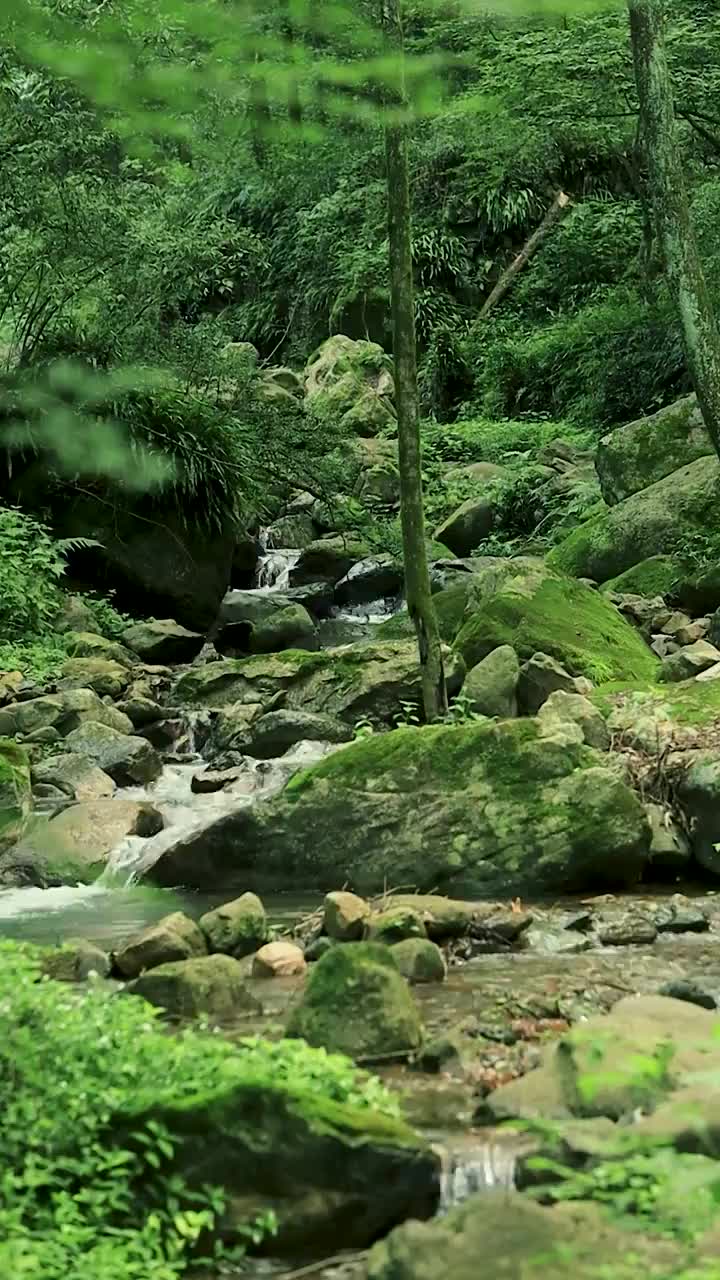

[479,191,571,319]
[382,0,447,720]
[628,0,720,459]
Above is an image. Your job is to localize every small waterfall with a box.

[438,1137,518,1212]
[101,739,337,886]
[255,528,301,591]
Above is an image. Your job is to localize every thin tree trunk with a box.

[383,0,447,720]
[479,191,571,319]
[628,0,720,459]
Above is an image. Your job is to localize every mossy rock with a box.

[548,456,720,584]
[290,536,373,586]
[593,678,720,730]
[601,556,680,599]
[378,581,471,643]
[596,395,713,505]
[145,719,651,898]
[391,938,447,984]
[0,738,31,852]
[199,892,268,957]
[126,954,261,1021]
[286,943,422,1059]
[112,1053,438,1255]
[454,559,658,684]
[59,657,132,699]
[174,640,464,728]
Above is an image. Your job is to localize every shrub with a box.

[0,941,400,1280]
[0,507,67,638]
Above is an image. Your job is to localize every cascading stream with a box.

[438,1136,520,1211]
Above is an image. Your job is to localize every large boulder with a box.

[462,645,519,718]
[58,657,132,699]
[0,739,30,853]
[549,456,720,584]
[304,335,395,437]
[242,709,353,757]
[63,722,162,785]
[115,911,207,977]
[173,641,465,728]
[286,943,422,1059]
[290,536,372,587]
[121,619,204,664]
[143,719,651,897]
[454,559,658,683]
[596,395,713,506]
[0,797,163,885]
[56,495,235,631]
[367,1194,682,1280]
[482,995,720,1124]
[110,1049,439,1257]
[0,688,133,739]
[125,954,261,1021]
[199,892,268,957]
[30,752,115,802]
[64,631,137,666]
[334,556,403,607]
[214,591,318,655]
[433,488,501,558]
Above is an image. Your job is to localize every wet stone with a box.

[523,926,592,956]
[658,980,718,1011]
[653,901,710,934]
[597,911,658,947]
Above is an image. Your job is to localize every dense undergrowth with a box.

[0,940,400,1280]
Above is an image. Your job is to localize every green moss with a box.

[286,942,422,1059]
[0,738,31,847]
[377,582,470,643]
[594,678,720,728]
[454,574,659,683]
[547,508,614,578]
[601,556,680,599]
[286,719,592,799]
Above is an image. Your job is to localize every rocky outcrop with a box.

[304,335,396,437]
[290,536,372,587]
[214,590,318,655]
[454,559,658,684]
[173,640,464,728]
[0,688,133,739]
[64,722,162,785]
[549,456,720,584]
[142,719,651,897]
[596,395,713,506]
[0,797,163,886]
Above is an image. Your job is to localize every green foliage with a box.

[529,1149,720,1240]
[0,940,399,1279]
[0,506,67,637]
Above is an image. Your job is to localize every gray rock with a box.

[645,802,692,873]
[126,954,261,1021]
[63,722,162,786]
[290,536,372,587]
[518,653,593,714]
[245,709,353,758]
[658,639,720,683]
[199,892,268,957]
[334,556,403,607]
[597,911,657,946]
[523,925,592,956]
[121,619,204,665]
[596,394,712,505]
[657,980,717,1010]
[537,691,610,750]
[390,938,447,983]
[115,911,207,977]
[675,754,720,874]
[43,938,111,981]
[324,890,371,941]
[434,495,497,558]
[462,645,519,718]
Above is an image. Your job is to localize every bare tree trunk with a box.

[383,0,447,720]
[479,191,571,319]
[628,0,720,458]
